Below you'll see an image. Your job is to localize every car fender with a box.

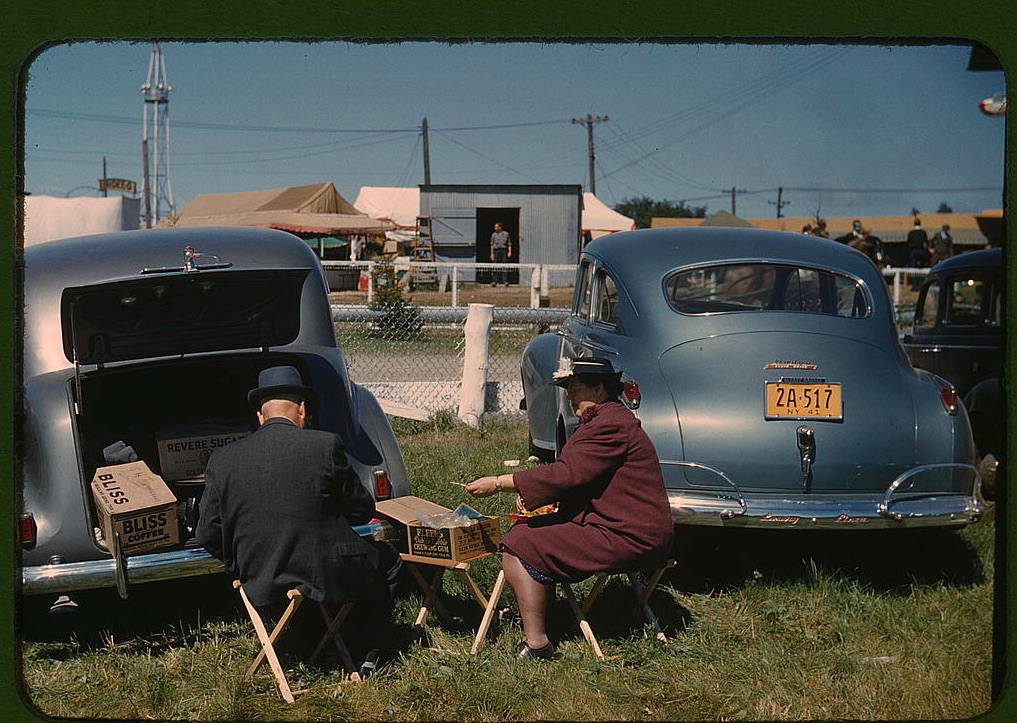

[964,376,1003,459]
[521,332,563,454]
[348,382,411,498]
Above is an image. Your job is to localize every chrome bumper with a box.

[21,545,225,597]
[664,460,986,530]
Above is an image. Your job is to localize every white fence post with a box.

[458,303,493,428]
[452,265,460,308]
[529,264,541,309]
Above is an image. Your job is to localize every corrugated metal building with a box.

[419,184,583,282]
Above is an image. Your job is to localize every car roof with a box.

[24,226,320,287]
[928,246,1001,274]
[583,226,879,281]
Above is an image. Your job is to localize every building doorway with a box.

[475,207,520,285]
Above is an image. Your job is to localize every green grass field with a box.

[18,418,999,721]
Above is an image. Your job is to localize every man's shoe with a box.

[358,649,382,679]
[516,640,554,660]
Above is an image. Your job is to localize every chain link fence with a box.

[330,261,570,421]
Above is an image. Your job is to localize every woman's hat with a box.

[550,356,622,387]
[248,365,318,410]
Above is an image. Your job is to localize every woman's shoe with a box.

[516,640,555,660]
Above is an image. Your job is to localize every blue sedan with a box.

[521,227,986,530]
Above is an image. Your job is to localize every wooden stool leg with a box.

[562,583,605,661]
[627,572,666,641]
[408,564,447,630]
[311,602,361,680]
[471,569,505,654]
[581,573,610,615]
[234,582,302,703]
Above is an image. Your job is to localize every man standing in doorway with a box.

[490,222,513,286]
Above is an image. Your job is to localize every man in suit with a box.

[196,365,400,674]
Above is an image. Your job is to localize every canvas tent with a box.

[353,186,420,230]
[353,186,421,245]
[165,182,393,237]
[582,193,635,238]
[699,210,755,228]
[23,195,141,247]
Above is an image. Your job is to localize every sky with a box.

[22,40,1006,222]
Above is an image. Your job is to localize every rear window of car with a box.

[664,263,870,318]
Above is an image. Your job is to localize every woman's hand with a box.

[465,476,499,497]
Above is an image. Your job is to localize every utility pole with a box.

[769,186,790,224]
[725,186,746,215]
[421,117,431,185]
[571,113,609,195]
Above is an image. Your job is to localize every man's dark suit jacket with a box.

[196,416,378,608]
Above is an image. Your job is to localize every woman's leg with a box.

[502,553,553,649]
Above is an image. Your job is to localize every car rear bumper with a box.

[21,545,225,597]
[664,460,986,530]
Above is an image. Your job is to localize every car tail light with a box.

[373,469,392,499]
[622,380,641,409]
[939,385,959,415]
[20,513,37,550]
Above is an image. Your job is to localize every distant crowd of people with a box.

[800,216,953,269]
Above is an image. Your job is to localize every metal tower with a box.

[141,43,175,227]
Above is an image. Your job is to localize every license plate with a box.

[765,382,842,420]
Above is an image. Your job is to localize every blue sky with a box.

[22,40,1006,221]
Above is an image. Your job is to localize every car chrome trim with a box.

[665,460,984,529]
[113,531,128,600]
[879,463,981,519]
[21,547,226,596]
[660,460,747,519]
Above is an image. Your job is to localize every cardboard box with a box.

[155,419,250,481]
[375,496,502,562]
[91,461,180,555]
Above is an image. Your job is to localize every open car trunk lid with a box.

[659,331,917,493]
[61,268,310,365]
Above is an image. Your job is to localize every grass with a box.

[18,418,999,721]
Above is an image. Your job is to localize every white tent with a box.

[353,187,420,229]
[23,195,141,247]
[582,193,634,238]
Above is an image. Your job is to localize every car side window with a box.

[591,270,620,328]
[914,281,941,328]
[945,276,985,326]
[573,260,594,320]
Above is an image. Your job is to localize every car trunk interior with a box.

[72,355,293,547]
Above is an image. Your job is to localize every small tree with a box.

[369,261,423,339]
[613,196,708,229]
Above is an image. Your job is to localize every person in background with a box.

[466,357,674,659]
[489,222,513,286]
[932,224,954,264]
[906,217,931,289]
[197,365,401,677]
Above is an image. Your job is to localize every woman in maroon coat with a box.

[466,357,674,659]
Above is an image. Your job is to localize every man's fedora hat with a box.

[550,356,623,387]
[248,365,318,410]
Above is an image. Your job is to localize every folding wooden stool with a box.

[400,553,498,641]
[561,558,677,660]
[233,580,361,702]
